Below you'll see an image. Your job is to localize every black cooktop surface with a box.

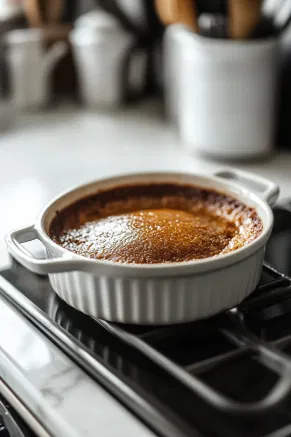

[2,202,291,437]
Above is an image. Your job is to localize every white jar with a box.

[167,26,279,160]
[6,29,67,110]
[70,11,135,109]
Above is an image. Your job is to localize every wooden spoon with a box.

[23,0,43,27]
[155,0,198,31]
[23,0,65,27]
[228,0,263,39]
[45,0,65,24]
[23,0,69,42]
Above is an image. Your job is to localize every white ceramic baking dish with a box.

[6,169,279,324]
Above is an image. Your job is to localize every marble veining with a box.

[38,366,83,408]
[0,290,156,437]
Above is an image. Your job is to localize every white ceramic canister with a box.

[163,23,193,125]
[5,29,67,110]
[70,11,136,109]
[166,26,279,160]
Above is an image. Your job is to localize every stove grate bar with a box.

[239,286,291,312]
[256,278,290,293]
[100,304,291,418]
[247,264,290,294]
[184,347,250,374]
[262,263,288,279]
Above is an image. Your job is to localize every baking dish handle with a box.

[214,169,279,206]
[5,224,92,276]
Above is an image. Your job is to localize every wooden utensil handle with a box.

[46,0,65,24]
[155,0,179,25]
[229,0,263,39]
[23,0,44,27]
[23,0,65,27]
[155,0,198,31]
[177,0,198,31]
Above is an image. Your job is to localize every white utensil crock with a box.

[165,26,279,160]
[163,24,192,125]
[6,169,279,325]
[6,29,67,110]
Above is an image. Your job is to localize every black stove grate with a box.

[97,263,291,413]
[0,395,36,437]
[2,205,291,437]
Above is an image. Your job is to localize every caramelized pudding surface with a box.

[49,183,263,264]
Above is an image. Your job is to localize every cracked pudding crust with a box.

[49,183,263,264]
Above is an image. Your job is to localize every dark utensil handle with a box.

[144,0,164,43]
[95,0,163,100]
[196,0,228,14]
[95,0,145,40]
[250,15,277,38]
[62,0,78,22]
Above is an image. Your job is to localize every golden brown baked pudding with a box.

[49,183,263,264]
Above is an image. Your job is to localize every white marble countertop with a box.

[1,100,291,267]
[0,279,159,437]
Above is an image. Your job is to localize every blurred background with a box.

[1,0,291,265]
